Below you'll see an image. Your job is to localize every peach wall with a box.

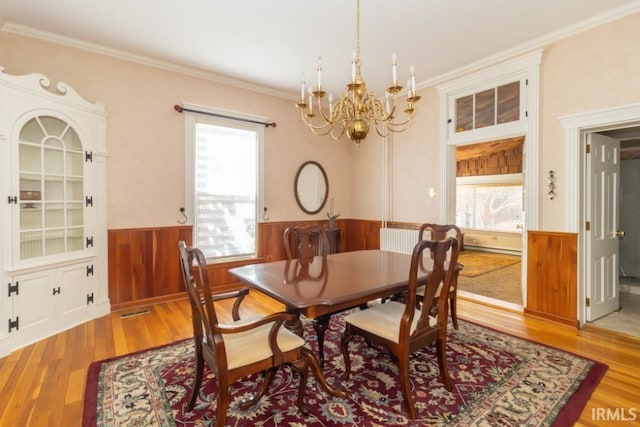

[2,11,639,232]
[0,31,354,229]
[538,12,640,230]
[351,11,640,231]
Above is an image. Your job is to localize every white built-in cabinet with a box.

[0,67,109,357]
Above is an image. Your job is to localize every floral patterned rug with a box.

[83,313,606,426]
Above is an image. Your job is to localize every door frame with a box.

[560,102,640,326]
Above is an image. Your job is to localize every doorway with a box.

[560,102,640,334]
[454,137,525,308]
[587,127,640,338]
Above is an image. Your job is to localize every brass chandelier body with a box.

[296,0,421,145]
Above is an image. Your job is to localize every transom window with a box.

[455,81,520,133]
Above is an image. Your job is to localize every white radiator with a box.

[380,228,419,254]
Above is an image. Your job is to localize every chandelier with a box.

[295,0,421,146]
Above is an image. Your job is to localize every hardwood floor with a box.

[0,292,638,426]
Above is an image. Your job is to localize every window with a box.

[454,81,520,133]
[186,109,264,260]
[456,175,522,233]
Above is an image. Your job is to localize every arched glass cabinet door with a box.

[18,115,84,259]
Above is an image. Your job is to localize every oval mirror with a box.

[294,161,328,215]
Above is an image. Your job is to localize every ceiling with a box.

[1,0,639,99]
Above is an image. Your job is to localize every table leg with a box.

[312,315,330,367]
[302,348,346,398]
[284,310,304,337]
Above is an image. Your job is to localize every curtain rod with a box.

[174,104,276,128]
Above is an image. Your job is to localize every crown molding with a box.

[420,1,640,89]
[1,22,297,101]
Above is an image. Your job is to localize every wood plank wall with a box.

[108,222,581,328]
[107,219,383,310]
[525,230,578,327]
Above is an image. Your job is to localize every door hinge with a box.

[526,78,529,86]
[585,221,591,231]
[586,144,591,154]
[86,264,94,276]
[52,286,61,296]
[85,151,93,162]
[85,195,93,207]
[8,317,19,333]
[8,281,19,297]
[585,298,591,307]
[86,236,94,248]
[87,293,94,305]
[7,195,18,204]
[525,110,528,118]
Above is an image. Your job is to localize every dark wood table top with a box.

[229,250,429,318]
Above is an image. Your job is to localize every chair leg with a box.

[238,368,276,410]
[340,333,355,380]
[291,357,310,415]
[188,340,204,410]
[214,377,230,427]
[312,316,330,368]
[450,294,458,330]
[436,336,452,391]
[398,356,417,419]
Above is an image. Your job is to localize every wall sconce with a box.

[547,170,556,200]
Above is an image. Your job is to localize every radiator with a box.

[379,228,419,254]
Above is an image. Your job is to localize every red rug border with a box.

[82,320,609,426]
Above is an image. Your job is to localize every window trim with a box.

[183,103,265,260]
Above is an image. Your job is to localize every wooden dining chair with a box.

[283,225,340,366]
[418,223,464,329]
[283,224,326,260]
[178,241,309,427]
[341,237,459,420]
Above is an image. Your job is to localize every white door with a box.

[586,133,620,321]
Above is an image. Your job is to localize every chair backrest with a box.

[401,237,459,343]
[418,223,462,250]
[178,241,225,372]
[418,223,462,267]
[283,225,327,260]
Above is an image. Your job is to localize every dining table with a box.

[228,249,431,397]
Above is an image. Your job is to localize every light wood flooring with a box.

[0,292,638,426]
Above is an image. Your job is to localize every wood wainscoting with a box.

[525,230,578,327]
[108,219,384,310]
[108,226,193,310]
[108,223,581,326]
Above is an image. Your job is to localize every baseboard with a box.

[524,307,579,328]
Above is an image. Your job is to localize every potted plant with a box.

[327,211,340,230]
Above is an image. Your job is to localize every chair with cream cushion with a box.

[178,241,309,427]
[341,237,459,420]
[418,223,463,329]
[283,225,340,367]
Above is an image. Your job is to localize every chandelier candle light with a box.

[296,0,421,146]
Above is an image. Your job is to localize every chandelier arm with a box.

[300,110,336,133]
[385,108,417,128]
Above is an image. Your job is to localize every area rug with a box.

[458,251,521,277]
[83,313,606,426]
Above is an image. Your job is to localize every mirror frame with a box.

[294,160,329,215]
